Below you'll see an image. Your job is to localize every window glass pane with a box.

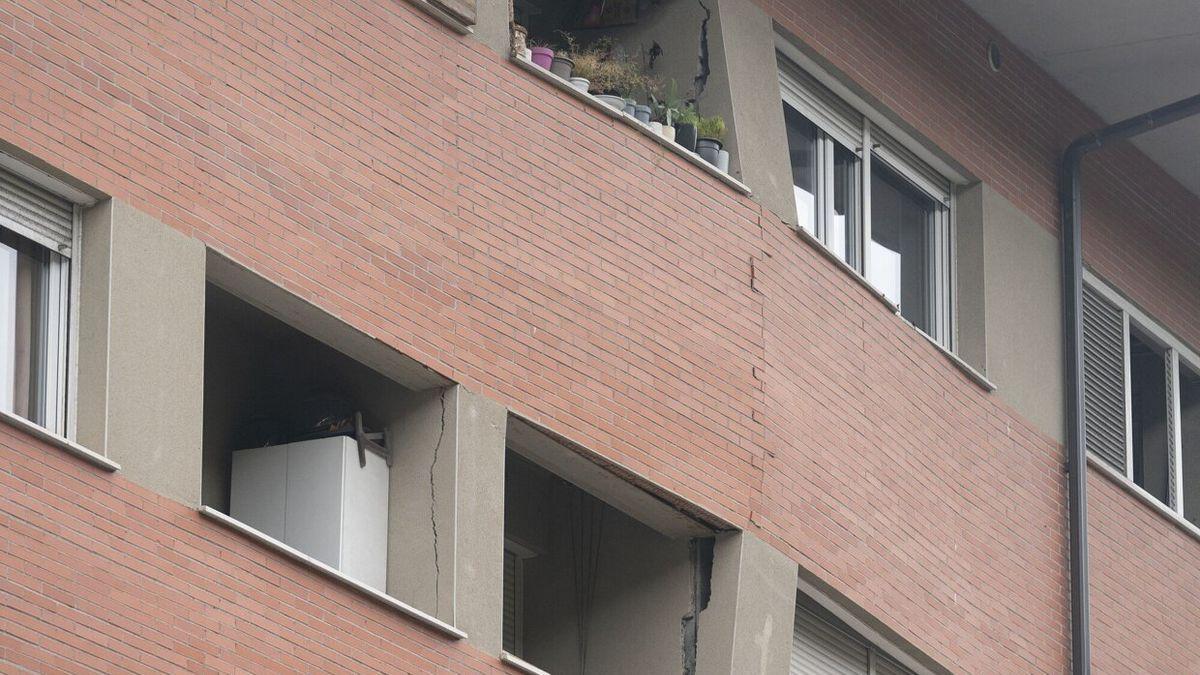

[829,143,857,266]
[0,228,56,426]
[783,103,818,234]
[869,162,934,333]
[1181,362,1200,526]
[1129,329,1170,503]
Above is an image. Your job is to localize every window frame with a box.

[0,172,80,437]
[778,55,956,349]
[1085,270,1200,520]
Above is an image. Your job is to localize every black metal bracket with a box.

[354,411,392,468]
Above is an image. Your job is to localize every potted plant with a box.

[652,79,684,142]
[560,35,605,94]
[674,105,699,152]
[529,40,554,70]
[550,53,574,79]
[510,23,531,61]
[695,115,726,166]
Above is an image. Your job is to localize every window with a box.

[791,595,915,675]
[1082,276,1200,523]
[779,57,953,346]
[0,169,74,434]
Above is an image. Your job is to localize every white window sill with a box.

[500,651,552,675]
[0,408,119,472]
[791,226,995,392]
[511,56,752,197]
[198,506,467,640]
[402,0,473,34]
[1087,453,1200,545]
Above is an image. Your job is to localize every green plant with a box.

[651,79,683,124]
[697,114,726,141]
[674,103,700,127]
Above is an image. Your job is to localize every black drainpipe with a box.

[1061,92,1200,675]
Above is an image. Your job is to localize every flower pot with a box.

[634,105,652,124]
[550,56,574,79]
[650,122,663,135]
[596,94,625,109]
[716,149,730,173]
[696,138,723,166]
[521,48,532,61]
[662,125,676,142]
[569,77,590,93]
[623,99,636,116]
[530,47,554,69]
[675,123,697,152]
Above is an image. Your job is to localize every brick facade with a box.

[0,0,1196,672]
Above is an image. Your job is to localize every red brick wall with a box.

[762,0,1200,349]
[0,426,506,673]
[1088,471,1200,673]
[0,0,1195,673]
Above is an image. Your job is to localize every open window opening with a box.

[1129,327,1171,504]
[0,168,75,434]
[503,419,718,674]
[202,284,422,592]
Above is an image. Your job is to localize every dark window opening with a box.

[869,162,935,333]
[1130,329,1170,503]
[1180,363,1200,526]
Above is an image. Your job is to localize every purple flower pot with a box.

[530,47,554,70]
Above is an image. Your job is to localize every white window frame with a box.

[1085,270,1200,521]
[0,156,87,438]
[778,52,956,349]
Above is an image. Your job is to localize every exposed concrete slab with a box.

[75,200,205,505]
[698,531,796,675]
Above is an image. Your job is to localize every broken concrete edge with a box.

[0,408,119,472]
[198,505,468,641]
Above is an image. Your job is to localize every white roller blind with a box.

[1082,283,1129,474]
[779,57,863,151]
[872,126,951,203]
[791,602,870,675]
[0,169,74,257]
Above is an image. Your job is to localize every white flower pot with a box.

[716,149,730,173]
[650,122,663,135]
[662,126,676,142]
[569,77,590,93]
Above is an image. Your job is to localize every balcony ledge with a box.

[199,506,468,641]
[402,0,473,35]
[1087,453,1200,546]
[511,56,752,197]
[500,651,552,675]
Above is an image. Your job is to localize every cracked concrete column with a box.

[697,531,797,675]
[385,385,507,654]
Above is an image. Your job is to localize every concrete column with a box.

[472,0,512,56]
[698,531,797,675]
[711,0,797,225]
[75,200,206,505]
[386,385,507,654]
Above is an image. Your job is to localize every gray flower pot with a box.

[596,94,625,109]
[550,56,574,79]
[716,149,730,173]
[633,105,652,124]
[696,138,723,166]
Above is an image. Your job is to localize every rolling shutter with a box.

[429,0,476,25]
[791,602,870,675]
[503,549,522,655]
[0,169,75,257]
[778,57,863,151]
[1082,283,1128,473]
[1166,350,1178,509]
[872,126,951,203]
[874,653,916,675]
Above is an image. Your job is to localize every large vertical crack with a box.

[429,387,448,607]
[682,537,715,674]
[693,0,712,103]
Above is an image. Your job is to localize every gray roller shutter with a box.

[1082,283,1128,473]
[0,169,74,257]
[791,602,870,674]
[1166,350,1178,509]
[503,549,522,655]
[874,653,916,675]
[778,57,864,151]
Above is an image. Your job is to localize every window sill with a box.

[0,409,119,472]
[791,226,995,393]
[510,56,752,197]
[198,506,468,640]
[1087,453,1200,545]
[500,651,551,675]
[401,0,473,35]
